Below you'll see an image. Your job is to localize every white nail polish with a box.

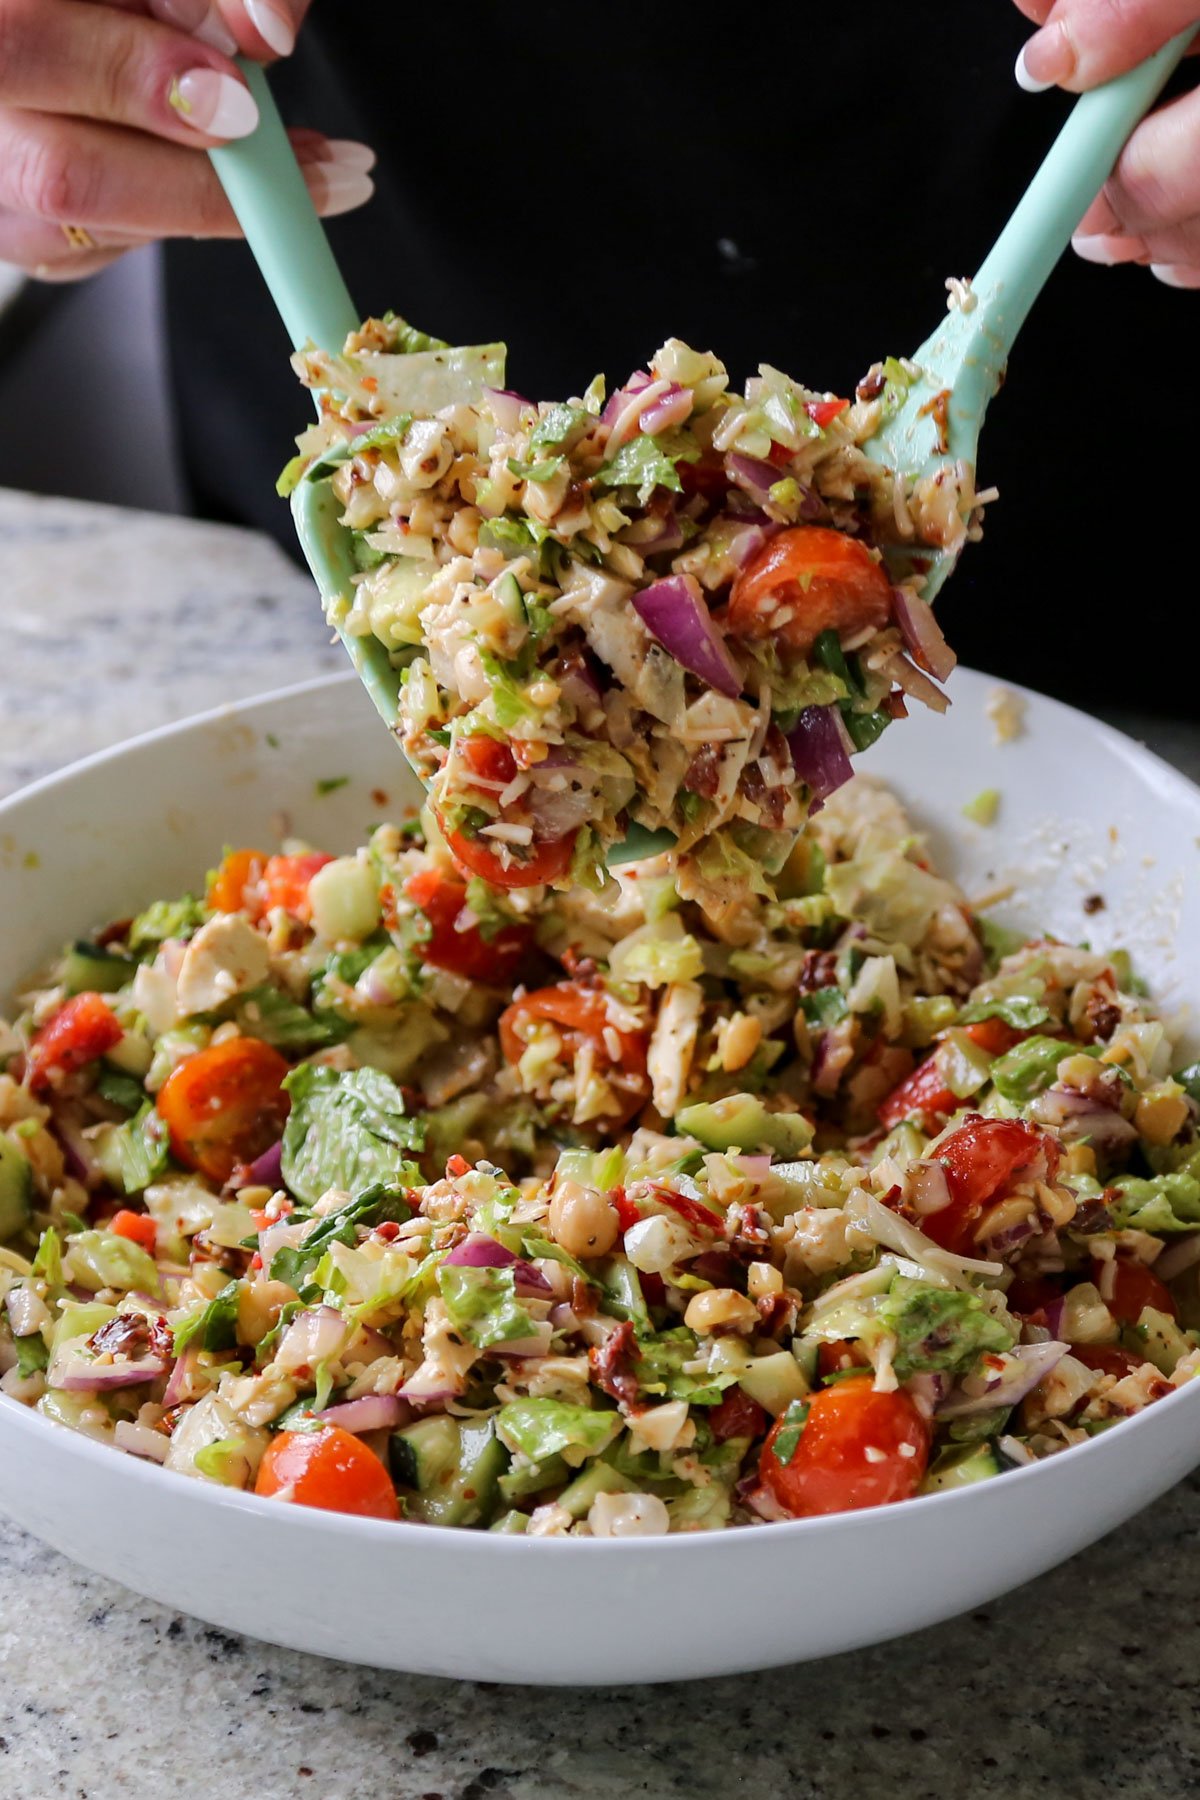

[322,140,377,173]
[149,0,238,56]
[245,0,295,55]
[171,68,259,138]
[1015,44,1054,93]
[1151,263,1198,289]
[1071,232,1142,266]
[306,167,375,218]
[192,6,239,56]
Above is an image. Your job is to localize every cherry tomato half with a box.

[759,1378,929,1518]
[208,849,333,922]
[499,981,649,1126]
[207,848,267,915]
[27,993,124,1093]
[1072,1344,1143,1380]
[255,1426,400,1521]
[876,1020,1025,1131]
[109,1209,157,1253]
[442,821,576,891]
[923,1116,1058,1255]
[402,869,530,984]
[728,526,892,656]
[156,1037,290,1185]
[1094,1257,1177,1326]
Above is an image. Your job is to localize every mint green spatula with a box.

[208,38,1191,861]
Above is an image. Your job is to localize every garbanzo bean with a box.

[548,1180,620,1260]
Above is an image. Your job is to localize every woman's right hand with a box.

[0,0,375,282]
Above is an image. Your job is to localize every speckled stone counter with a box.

[0,488,1197,1800]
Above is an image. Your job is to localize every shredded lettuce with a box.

[437,1264,536,1349]
[1109,1167,1200,1234]
[595,433,698,506]
[94,1104,170,1196]
[878,1277,1015,1380]
[128,895,204,949]
[496,1398,621,1463]
[280,1065,424,1206]
[172,1279,240,1354]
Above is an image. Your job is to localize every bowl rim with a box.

[3,665,1198,1556]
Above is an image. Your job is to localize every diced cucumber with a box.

[1130,1305,1193,1376]
[495,571,527,630]
[557,1460,636,1520]
[498,1451,569,1505]
[737,1350,810,1417]
[489,1509,529,1534]
[920,1441,1002,1494]
[62,942,136,996]
[390,1414,509,1527]
[0,1135,33,1241]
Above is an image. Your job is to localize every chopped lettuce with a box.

[1109,1168,1200,1234]
[635,1328,735,1405]
[990,1035,1095,1104]
[267,1185,412,1294]
[94,1103,171,1196]
[878,1277,1015,1380]
[959,995,1052,1032]
[496,1398,622,1464]
[66,1229,159,1295]
[221,984,350,1051]
[595,433,698,506]
[281,1065,423,1206]
[128,895,204,949]
[172,1278,240,1354]
[436,1264,536,1349]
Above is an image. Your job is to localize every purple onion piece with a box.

[443,1234,519,1270]
[513,1262,554,1297]
[57,1354,169,1392]
[638,383,694,436]
[892,588,957,683]
[232,1139,283,1191]
[632,574,743,699]
[935,1341,1069,1420]
[317,1393,411,1434]
[725,452,780,508]
[483,386,535,434]
[786,705,854,802]
[600,370,653,425]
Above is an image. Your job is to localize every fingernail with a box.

[169,68,259,137]
[1017,24,1074,90]
[322,139,377,174]
[305,166,375,218]
[150,0,238,56]
[1151,263,1200,288]
[1071,231,1146,265]
[244,0,295,55]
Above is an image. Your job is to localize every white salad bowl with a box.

[0,668,1197,1685]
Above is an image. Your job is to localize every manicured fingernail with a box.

[1071,231,1146,265]
[1151,263,1200,288]
[1017,24,1074,90]
[322,139,377,174]
[169,68,259,137]
[305,166,375,218]
[150,0,238,55]
[245,0,295,55]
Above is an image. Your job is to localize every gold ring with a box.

[60,224,96,252]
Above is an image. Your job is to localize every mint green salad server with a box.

[208,40,1190,864]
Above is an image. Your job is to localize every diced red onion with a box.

[114,1419,170,1462]
[935,1341,1068,1419]
[982,1213,1043,1256]
[483,387,535,434]
[53,1113,104,1187]
[257,1218,306,1272]
[550,1302,581,1331]
[725,452,780,508]
[638,383,693,436]
[274,1305,347,1374]
[162,1347,201,1408]
[910,1162,953,1217]
[317,1393,411,1433]
[621,507,685,555]
[786,705,854,801]
[232,1139,283,1191]
[892,588,957,682]
[726,519,781,570]
[730,1154,773,1180]
[1032,1088,1138,1153]
[632,573,743,698]
[56,1353,169,1392]
[1042,1296,1068,1338]
[444,1234,519,1270]
[905,1371,949,1419]
[600,370,653,425]
[398,1363,458,1402]
[883,653,950,715]
[604,377,669,449]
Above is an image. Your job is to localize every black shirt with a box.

[164,1,1197,710]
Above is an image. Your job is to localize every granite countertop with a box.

[0,487,1197,1800]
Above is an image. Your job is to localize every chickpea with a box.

[684,1288,759,1336]
[747,1262,783,1299]
[548,1181,620,1261]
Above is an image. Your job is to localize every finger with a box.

[0,206,149,275]
[1016,0,1200,93]
[1097,81,1200,230]
[1011,0,1054,22]
[0,110,374,239]
[0,0,259,147]
[1149,261,1200,284]
[1074,209,1200,263]
[145,0,240,56]
[212,0,315,59]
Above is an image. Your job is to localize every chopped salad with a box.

[2,780,1197,1536]
[281,318,977,904]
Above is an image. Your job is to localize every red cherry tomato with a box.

[255,1426,400,1521]
[402,869,530,983]
[207,849,332,922]
[816,1339,871,1377]
[759,1378,929,1518]
[27,993,124,1093]
[923,1116,1059,1255]
[156,1037,290,1184]
[456,734,518,788]
[498,981,649,1126]
[1094,1257,1177,1326]
[876,1020,1025,1131]
[442,821,576,891]
[710,1386,768,1444]
[109,1209,157,1253]
[805,398,851,429]
[260,853,335,921]
[728,526,892,656]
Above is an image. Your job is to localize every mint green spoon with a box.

[208,40,1190,864]
[867,29,1192,601]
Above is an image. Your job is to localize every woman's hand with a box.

[1013,0,1200,286]
[0,0,375,282]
